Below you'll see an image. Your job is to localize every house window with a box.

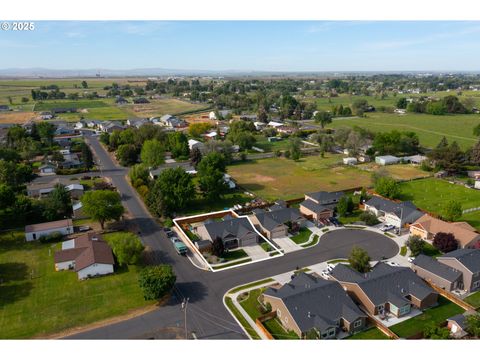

[473,281,480,289]
[328,328,336,337]
[353,320,362,328]
[399,304,411,316]
[284,317,288,324]
[277,309,281,317]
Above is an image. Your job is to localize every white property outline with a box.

[173,209,284,272]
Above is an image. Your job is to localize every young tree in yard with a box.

[359,211,380,226]
[167,132,189,159]
[373,175,399,199]
[188,122,211,138]
[116,144,138,166]
[314,111,332,128]
[190,147,202,169]
[42,183,72,221]
[349,246,371,273]
[107,232,145,266]
[147,167,195,217]
[128,163,150,188]
[423,322,450,339]
[337,196,353,217]
[138,265,176,301]
[212,236,225,257]
[443,200,462,221]
[288,137,302,161]
[197,152,228,200]
[466,313,480,337]
[80,142,94,171]
[81,190,125,229]
[140,139,164,167]
[433,232,459,253]
[406,235,426,256]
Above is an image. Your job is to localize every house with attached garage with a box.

[263,272,367,339]
[54,232,115,280]
[411,254,463,292]
[38,163,57,175]
[250,204,306,240]
[195,215,259,249]
[437,249,480,293]
[330,262,438,319]
[409,214,480,249]
[27,179,83,199]
[299,190,344,222]
[25,219,74,242]
[364,196,424,228]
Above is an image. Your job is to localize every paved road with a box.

[67,135,399,339]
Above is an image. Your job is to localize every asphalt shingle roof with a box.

[300,199,331,213]
[306,191,344,205]
[366,196,424,223]
[412,254,462,282]
[439,249,480,273]
[203,216,256,242]
[254,206,304,231]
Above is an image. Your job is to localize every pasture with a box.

[359,163,431,181]
[227,154,372,200]
[124,98,208,117]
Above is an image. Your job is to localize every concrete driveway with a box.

[272,236,302,253]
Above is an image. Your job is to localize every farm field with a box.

[0,111,36,124]
[0,231,152,339]
[397,178,480,217]
[123,98,208,117]
[227,154,372,200]
[359,163,431,181]
[34,100,110,111]
[330,112,480,149]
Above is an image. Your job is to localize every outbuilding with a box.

[375,155,400,166]
[25,219,74,241]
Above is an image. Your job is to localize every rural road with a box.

[66,135,398,339]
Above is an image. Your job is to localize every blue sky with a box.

[1,21,480,71]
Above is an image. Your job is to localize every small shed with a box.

[375,155,400,166]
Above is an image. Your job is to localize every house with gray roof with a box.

[438,249,480,293]
[330,262,438,318]
[299,191,343,222]
[196,216,258,249]
[447,311,477,338]
[263,272,366,339]
[364,195,424,228]
[411,254,463,291]
[250,205,306,239]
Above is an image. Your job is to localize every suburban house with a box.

[115,96,128,104]
[411,254,463,291]
[330,262,438,318]
[126,118,149,128]
[375,155,400,166]
[25,219,74,241]
[99,121,125,133]
[195,215,259,249]
[159,114,187,128]
[133,97,150,104]
[59,153,82,169]
[437,249,480,293]
[409,214,480,249]
[364,196,424,228]
[27,179,84,199]
[188,139,206,153]
[38,163,57,175]
[299,191,343,221]
[250,204,306,239]
[54,232,115,280]
[263,273,367,339]
[149,162,197,179]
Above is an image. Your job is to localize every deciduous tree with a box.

[138,265,176,300]
[81,190,125,229]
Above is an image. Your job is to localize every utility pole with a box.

[181,297,189,340]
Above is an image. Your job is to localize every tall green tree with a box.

[106,232,145,266]
[81,190,125,229]
[140,139,165,167]
[288,137,302,161]
[349,246,371,273]
[138,265,176,300]
[116,144,138,166]
[42,183,72,221]
[81,142,94,170]
[197,152,228,200]
[443,200,462,222]
[373,175,399,199]
[167,132,189,158]
[466,313,480,337]
[314,111,333,128]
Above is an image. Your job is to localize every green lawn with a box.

[301,234,319,248]
[224,297,260,339]
[290,227,312,245]
[398,178,480,217]
[185,190,253,215]
[263,317,300,339]
[0,230,152,338]
[347,327,389,340]
[339,210,363,224]
[227,154,372,200]
[222,249,249,262]
[239,288,265,320]
[389,297,463,338]
[422,242,442,257]
[459,211,480,232]
[465,291,480,309]
[330,112,480,150]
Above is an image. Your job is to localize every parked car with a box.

[78,226,91,232]
[379,224,395,232]
[164,228,175,237]
[327,263,336,272]
[329,217,341,227]
[320,270,330,280]
[408,257,415,263]
[386,261,400,267]
[171,237,188,255]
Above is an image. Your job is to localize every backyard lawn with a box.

[359,163,431,181]
[398,178,480,217]
[347,326,389,339]
[227,154,372,200]
[465,291,480,309]
[185,190,253,215]
[263,317,299,339]
[389,297,463,338]
[290,227,312,245]
[0,231,152,338]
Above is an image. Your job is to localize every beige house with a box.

[438,249,480,293]
[250,205,305,240]
[409,214,480,249]
[299,191,343,221]
[196,215,258,249]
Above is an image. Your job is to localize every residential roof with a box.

[411,214,480,248]
[376,155,400,162]
[300,198,331,213]
[439,249,480,274]
[366,196,424,223]
[254,206,304,231]
[448,311,476,330]
[203,216,256,242]
[27,178,79,192]
[25,219,73,233]
[65,184,84,192]
[72,202,83,211]
[54,232,114,271]
[306,191,345,205]
[330,262,436,307]
[412,254,463,282]
[264,273,365,333]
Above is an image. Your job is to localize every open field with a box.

[359,163,431,181]
[331,112,480,149]
[0,230,152,338]
[0,111,36,124]
[227,154,372,200]
[397,178,480,217]
[124,98,208,117]
[389,296,463,338]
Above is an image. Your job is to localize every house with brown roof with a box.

[409,214,480,249]
[25,219,74,242]
[54,232,115,280]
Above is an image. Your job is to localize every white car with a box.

[408,257,415,263]
[327,263,336,272]
[380,224,395,232]
[320,270,330,280]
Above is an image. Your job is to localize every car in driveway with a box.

[171,237,188,255]
[320,270,330,280]
[164,228,175,237]
[379,224,395,232]
[385,261,400,267]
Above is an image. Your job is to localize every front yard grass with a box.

[290,227,312,245]
[389,296,463,338]
[301,234,319,248]
[339,210,363,224]
[465,291,480,309]
[263,317,299,339]
[0,230,152,338]
[347,327,389,339]
[222,249,249,262]
[239,288,265,320]
[224,297,260,339]
[421,242,442,257]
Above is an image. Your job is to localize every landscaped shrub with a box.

[359,211,380,226]
[138,265,176,300]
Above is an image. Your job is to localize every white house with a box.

[25,219,74,241]
[268,121,284,128]
[343,157,358,165]
[54,232,115,280]
[375,155,400,166]
[188,139,205,153]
